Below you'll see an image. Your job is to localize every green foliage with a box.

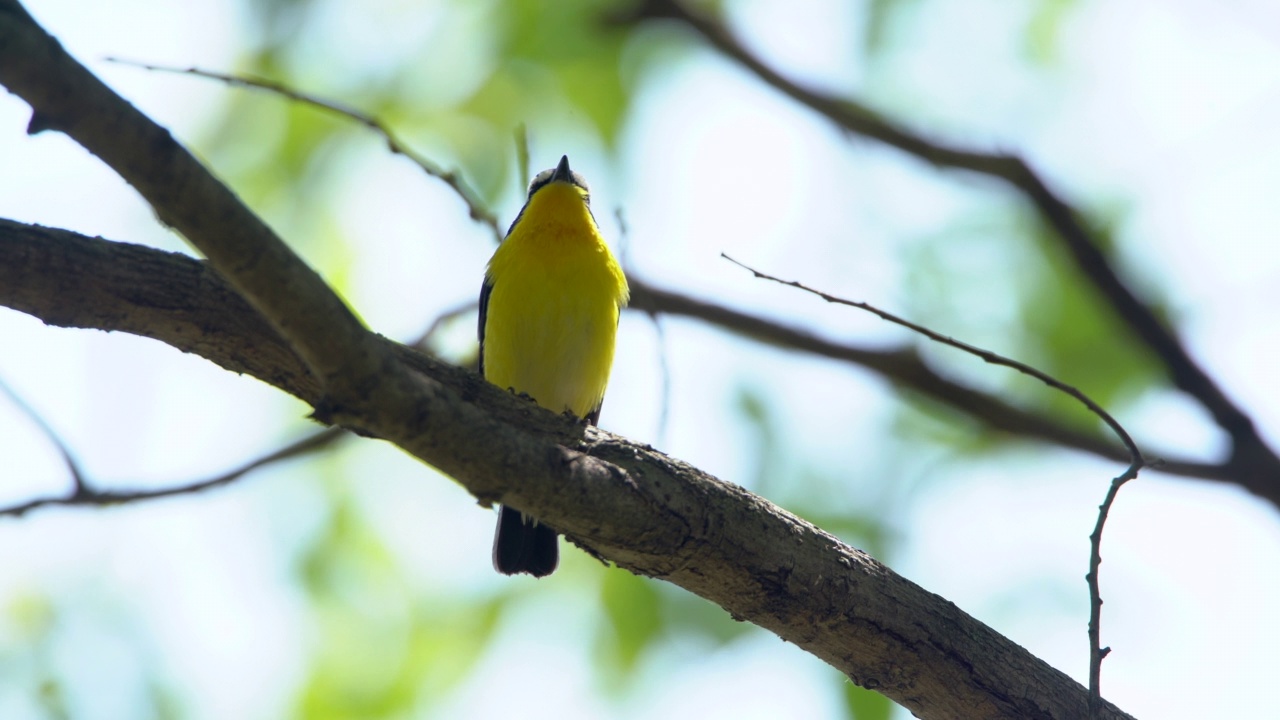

[1012,211,1166,428]
[480,0,635,146]
[1025,0,1079,65]
[841,676,895,720]
[863,0,923,58]
[294,490,507,718]
[595,569,662,684]
[897,203,1164,443]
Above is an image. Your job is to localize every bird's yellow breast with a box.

[483,182,629,419]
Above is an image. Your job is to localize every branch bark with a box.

[0,2,1138,716]
[0,220,1132,719]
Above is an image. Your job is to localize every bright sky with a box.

[0,1,1277,719]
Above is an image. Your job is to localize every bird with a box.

[479,155,629,577]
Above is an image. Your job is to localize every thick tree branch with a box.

[0,221,1132,719]
[611,0,1280,501]
[0,218,1236,490]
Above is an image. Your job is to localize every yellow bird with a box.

[480,155,629,577]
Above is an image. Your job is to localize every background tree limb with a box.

[610,0,1280,504]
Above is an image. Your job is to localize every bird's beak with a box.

[551,155,572,183]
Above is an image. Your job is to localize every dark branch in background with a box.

[616,208,674,444]
[107,58,504,245]
[723,255,1145,703]
[609,0,1280,502]
[627,278,1226,483]
[0,428,345,518]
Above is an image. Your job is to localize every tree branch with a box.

[104,58,504,245]
[610,0,1280,503]
[628,277,1237,488]
[0,217,1235,490]
[0,221,1133,719]
[0,0,381,401]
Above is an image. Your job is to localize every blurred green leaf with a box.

[735,386,781,495]
[596,570,663,685]
[147,681,184,720]
[1013,212,1166,427]
[662,590,754,647]
[840,675,894,720]
[294,488,508,719]
[481,0,635,146]
[1025,0,1078,66]
[863,0,922,58]
[37,677,70,720]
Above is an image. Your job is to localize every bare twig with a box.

[723,255,1144,463]
[627,276,1228,483]
[723,254,1146,704]
[105,58,504,245]
[0,427,345,518]
[1085,463,1142,712]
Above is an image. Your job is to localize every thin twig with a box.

[723,254,1143,463]
[1085,463,1142,713]
[105,57,503,244]
[0,427,345,518]
[723,254,1146,704]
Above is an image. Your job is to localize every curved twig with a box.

[722,254,1147,704]
[106,58,504,244]
[0,428,345,518]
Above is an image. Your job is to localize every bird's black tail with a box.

[492,505,559,577]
